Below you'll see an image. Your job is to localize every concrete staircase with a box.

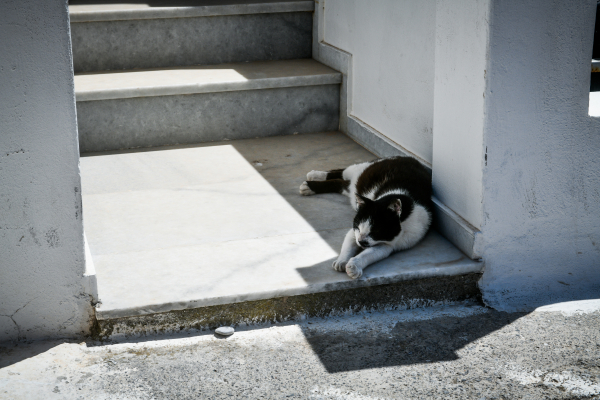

[71,0,483,340]
[70,0,338,152]
[75,59,340,152]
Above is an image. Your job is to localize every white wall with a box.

[480,0,600,310]
[0,0,93,341]
[323,0,436,165]
[432,0,490,230]
[320,0,600,311]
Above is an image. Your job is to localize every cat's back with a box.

[356,157,432,208]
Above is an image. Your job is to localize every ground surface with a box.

[80,132,480,320]
[1,302,599,399]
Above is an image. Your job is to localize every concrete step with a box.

[69,0,314,73]
[80,132,484,340]
[75,59,341,153]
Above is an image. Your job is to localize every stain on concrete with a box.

[28,227,40,246]
[45,229,60,247]
[3,149,26,157]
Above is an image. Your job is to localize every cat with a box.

[299,156,432,279]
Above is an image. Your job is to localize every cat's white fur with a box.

[306,170,328,181]
[306,162,431,279]
[299,181,315,196]
[342,161,373,208]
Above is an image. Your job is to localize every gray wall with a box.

[432,0,490,230]
[0,0,93,341]
[480,0,600,310]
[323,0,436,164]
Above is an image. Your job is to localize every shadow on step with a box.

[227,132,376,254]
[303,310,527,373]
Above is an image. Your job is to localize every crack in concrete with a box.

[1,297,38,340]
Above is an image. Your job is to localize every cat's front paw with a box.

[307,170,328,181]
[299,181,315,196]
[332,259,348,272]
[345,260,363,279]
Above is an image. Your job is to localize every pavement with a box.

[1,301,599,400]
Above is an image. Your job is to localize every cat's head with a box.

[353,194,405,248]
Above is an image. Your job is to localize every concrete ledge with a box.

[70,1,315,22]
[93,274,482,340]
[432,197,483,260]
[92,230,482,320]
[75,59,341,102]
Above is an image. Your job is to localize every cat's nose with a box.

[358,240,369,248]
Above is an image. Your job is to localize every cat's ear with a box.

[388,198,402,214]
[355,194,369,207]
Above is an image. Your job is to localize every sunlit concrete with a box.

[80,132,482,320]
[74,59,341,101]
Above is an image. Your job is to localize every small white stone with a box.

[215,326,234,336]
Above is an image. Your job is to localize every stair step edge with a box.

[70,1,315,23]
[75,60,342,102]
[76,73,341,102]
[93,274,482,340]
[95,259,483,320]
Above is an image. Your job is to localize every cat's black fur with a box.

[353,157,432,244]
[300,156,433,279]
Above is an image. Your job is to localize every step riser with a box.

[77,85,340,153]
[93,274,482,340]
[71,12,312,73]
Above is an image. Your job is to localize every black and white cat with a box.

[299,156,432,279]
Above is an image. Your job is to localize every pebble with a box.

[215,326,235,336]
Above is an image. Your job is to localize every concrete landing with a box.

[80,132,483,327]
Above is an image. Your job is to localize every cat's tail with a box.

[299,179,350,196]
[306,169,345,181]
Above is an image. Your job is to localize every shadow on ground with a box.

[0,339,76,369]
[303,309,527,373]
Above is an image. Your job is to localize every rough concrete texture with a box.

[480,0,600,311]
[71,11,312,72]
[77,85,340,152]
[94,274,481,340]
[2,302,599,399]
[0,0,93,342]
